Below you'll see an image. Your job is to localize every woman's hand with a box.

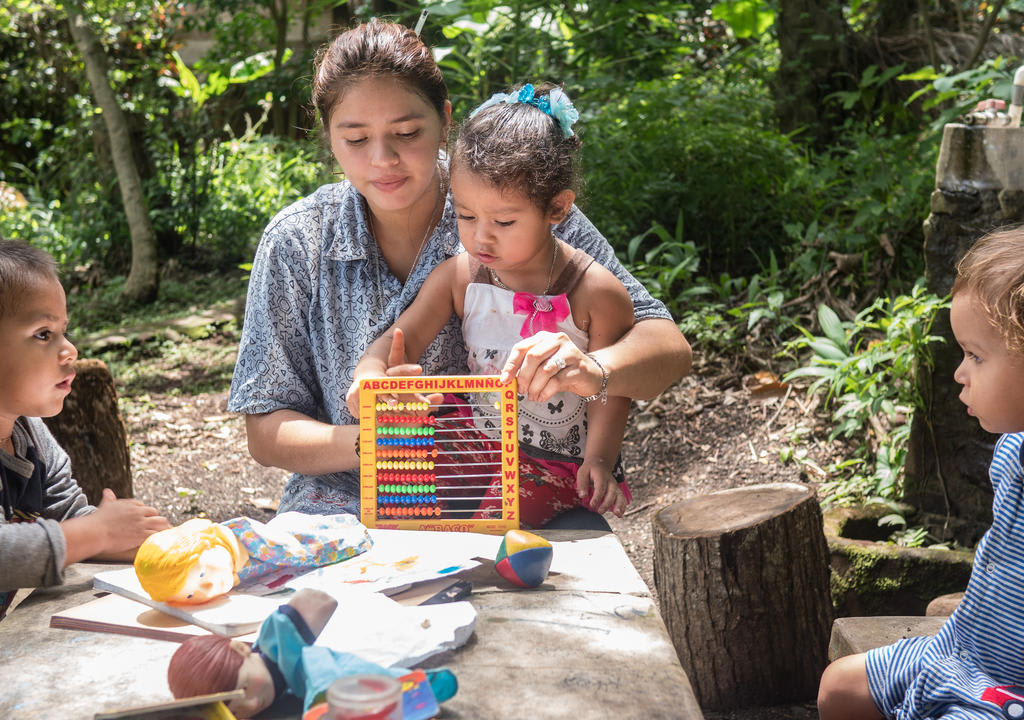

[576,457,628,517]
[499,331,603,402]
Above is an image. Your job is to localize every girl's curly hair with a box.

[952,226,1024,355]
[451,83,582,213]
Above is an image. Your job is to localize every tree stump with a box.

[652,482,833,711]
[42,358,132,504]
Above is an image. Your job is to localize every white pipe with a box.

[1009,65,1024,127]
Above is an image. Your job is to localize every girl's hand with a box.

[576,457,629,517]
[499,331,603,402]
[347,329,442,416]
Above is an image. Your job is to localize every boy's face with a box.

[0,276,77,428]
[951,290,1024,434]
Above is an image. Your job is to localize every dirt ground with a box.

[115,332,841,720]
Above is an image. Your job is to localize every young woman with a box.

[228,20,692,524]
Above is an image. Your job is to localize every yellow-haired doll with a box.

[134,518,249,604]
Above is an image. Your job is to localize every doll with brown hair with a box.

[167,588,457,717]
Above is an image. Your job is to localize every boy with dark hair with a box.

[0,238,168,618]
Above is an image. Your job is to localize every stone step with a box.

[828,616,946,661]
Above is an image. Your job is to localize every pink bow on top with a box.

[512,292,571,338]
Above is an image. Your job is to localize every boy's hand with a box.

[93,488,169,554]
[576,457,629,517]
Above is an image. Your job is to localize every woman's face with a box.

[328,75,450,215]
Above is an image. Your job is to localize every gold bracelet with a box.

[581,353,608,405]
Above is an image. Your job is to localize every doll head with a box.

[134,518,248,604]
[167,635,276,717]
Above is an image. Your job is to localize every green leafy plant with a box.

[901,58,1015,132]
[784,286,949,506]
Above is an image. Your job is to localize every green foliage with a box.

[901,59,1016,132]
[782,124,935,295]
[784,287,950,506]
[584,71,812,276]
[158,129,328,265]
[625,215,799,357]
[711,0,774,38]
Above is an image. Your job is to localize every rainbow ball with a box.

[494,530,553,588]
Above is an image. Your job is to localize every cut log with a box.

[652,482,833,710]
[42,358,132,504]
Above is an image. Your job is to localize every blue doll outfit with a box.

[254,603,456,712]
[866,432,1024,719]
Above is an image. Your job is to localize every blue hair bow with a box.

[469,83,579,138]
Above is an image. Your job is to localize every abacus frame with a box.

[358,375,520,534]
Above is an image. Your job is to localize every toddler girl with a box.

[349,83,635,527]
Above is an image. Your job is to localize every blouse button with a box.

[986,562,997,573]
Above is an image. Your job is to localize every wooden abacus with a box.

[358,375,520,534]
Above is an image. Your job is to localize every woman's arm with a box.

[506,317,691,403]
[511,207,693,402]
[246,410,360,476]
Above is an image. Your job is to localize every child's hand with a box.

[576,458,629,517]
[346,328,442,416]
[92,488,170,554]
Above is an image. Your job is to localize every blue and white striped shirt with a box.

[867,432,1024,719]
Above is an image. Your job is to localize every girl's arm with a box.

[574,265,635,515]
[345,258,462,416]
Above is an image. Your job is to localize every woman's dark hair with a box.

[451,83,582,213]
[312,19,449,132]
[0,237,59,319]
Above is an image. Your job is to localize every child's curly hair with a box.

[451,82,582,214]
[952,226,1024,356]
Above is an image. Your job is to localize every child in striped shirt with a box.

[818,226,1024,720]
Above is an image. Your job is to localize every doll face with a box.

[163,545,237,604]
[227,641,276,718]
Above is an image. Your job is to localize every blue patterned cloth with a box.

[866,432,1024,719]
[228,180,671,516]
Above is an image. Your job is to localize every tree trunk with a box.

[773,0,858,146]
[66,2,159,304]
[42,359,132,505]
[652,482,834,711]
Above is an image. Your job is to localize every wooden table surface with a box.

[0,529,704,720]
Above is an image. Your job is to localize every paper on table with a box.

[93,567,285,637]
[284,528,493,596]
[315,585,477,668]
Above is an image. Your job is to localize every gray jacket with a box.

[0,417,94,590]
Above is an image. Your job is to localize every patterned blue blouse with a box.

[228,180,672,515]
